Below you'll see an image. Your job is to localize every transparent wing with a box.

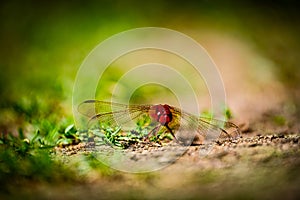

[171,107,240,141]
[78,100,151,128]
[78,100,130,118]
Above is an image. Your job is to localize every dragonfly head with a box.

[149,104,172,125]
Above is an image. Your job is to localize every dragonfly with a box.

[78,100,240,144]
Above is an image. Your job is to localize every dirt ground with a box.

[10,117,300,200]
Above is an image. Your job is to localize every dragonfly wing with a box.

[167,107,199,144]
[78,100,151,129]
[89,109,147,128]
[172,107,240,143]
[197,117,240,139]
[78,100,130,118]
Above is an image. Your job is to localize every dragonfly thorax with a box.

[149,104,172,125]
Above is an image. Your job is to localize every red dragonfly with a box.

[78,100,240,143]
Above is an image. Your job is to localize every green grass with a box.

[85,115,154,148]
[0,131,76,190]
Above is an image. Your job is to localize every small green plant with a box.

[272,115,286,126]
[102,126,123,147]
[56,124,81,147]
[200,110,214,119]
[96,126,143,148]
[135,114,152,135]
[200,106,233,121]
[149,131,173,143]
[224,106,233,120]
[85,115,155,148]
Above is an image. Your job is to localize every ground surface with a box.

[5,134,299,199]
[17,116,298,200]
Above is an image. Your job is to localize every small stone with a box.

[292,137,298,144]
[248,143,258,147]
[271,135,278,141]
[130,154,139,161]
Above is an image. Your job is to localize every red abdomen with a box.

[149,104,172,125]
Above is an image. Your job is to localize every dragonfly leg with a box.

[146,124,161,138]
[220,127,231,138]
[165,125,179,142]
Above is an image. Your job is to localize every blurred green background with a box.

[1,0,300,198]
[1,0,300,133]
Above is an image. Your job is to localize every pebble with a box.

[130,154,139,161]
[248,143,258,147]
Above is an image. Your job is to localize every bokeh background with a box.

[1,0,299,132]
[0,0,300,129]
[0,0,300,198]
